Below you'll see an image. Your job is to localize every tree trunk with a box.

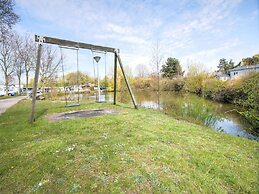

[26,71,29,97]
[42,80,45,95]
[18,75,21,95]
[157,63,160,109]
[5,74,8,96]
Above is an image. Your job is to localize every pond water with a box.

[65,90,259,141]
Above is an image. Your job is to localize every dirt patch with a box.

[47,109,120,121]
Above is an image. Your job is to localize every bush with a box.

[202,77,225,99]
[231,73,259,129]
[133,77,152,90]
[184,70,207,95]
[239,110,259,131]
[234,73,259,110]
[161,77,185,92]
[213,88,236,103]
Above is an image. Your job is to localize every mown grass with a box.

[0,94,25,100]
[0,95,15,100]
[0,99,258,193]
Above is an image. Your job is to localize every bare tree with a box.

[13,51,23,94]
[135,64,149,78]
[40,45,61,92]
[0,31,15,95]
[151,40,163,92]
[10,33,24,94]
[16,34,36,96]
[0,0,19,36]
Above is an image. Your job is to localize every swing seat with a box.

[65,103,80,107]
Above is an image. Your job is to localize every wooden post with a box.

[116,52,138,109]
[113,52,117,105]
[30,43,42,123]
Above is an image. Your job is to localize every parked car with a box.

[8,90,17,96]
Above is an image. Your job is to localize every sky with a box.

[12,0,259,78]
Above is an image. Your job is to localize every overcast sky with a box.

[13,0,259,77]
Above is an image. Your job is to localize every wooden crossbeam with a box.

[35,35,117,53]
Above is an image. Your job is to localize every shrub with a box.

[239,110,259,131]
[185,73,207,95]
[133,77,152,90]
[230,73,259,129]
[213,88,236,103]
[234,73,259,110]
[161,77,185,92]
[202,77,225,99]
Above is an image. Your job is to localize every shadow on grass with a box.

[35,108,48,120]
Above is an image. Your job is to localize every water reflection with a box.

[60,91,259,141]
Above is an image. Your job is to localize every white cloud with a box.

[15,0,257,76]
[162,0,241,44]
[179,38,241,71]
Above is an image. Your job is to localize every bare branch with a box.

[0,0,20,36]
[0,30,15,95]
[40,45,61,87]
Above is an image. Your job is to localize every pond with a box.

[65,90,259,141]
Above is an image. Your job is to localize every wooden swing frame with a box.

[30,35,137,123]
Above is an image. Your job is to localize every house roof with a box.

[229,64,259,72]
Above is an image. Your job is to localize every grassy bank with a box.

[0,95,16,100]
[0,99,258,193]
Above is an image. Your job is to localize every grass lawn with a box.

[0,96,15,100]
[0,99,258,193]
[0,94,25,100]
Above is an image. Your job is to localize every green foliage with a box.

[239,110,259,130]
[227,73,259,110]
[217,58,235,74]
[133,77,151,90]
[65,71,93,86]
[213,88,236,103]
[184,66,207,95]
[161,58,183,78]
[202,77,226,99]
[161,78,185,92]
[242,54,259,66]
[100,76,109,87]
[233,73,259,128]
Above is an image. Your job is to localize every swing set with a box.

[59,45,80,107]
[59,46,108,107]
[30,35,137,122]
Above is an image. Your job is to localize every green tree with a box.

[185,65,207,95]
[217,58,235,74]
[242,54,259,66]
[161,57,183,78]
[65,71,92,86]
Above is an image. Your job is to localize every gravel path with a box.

[0,96,27,115]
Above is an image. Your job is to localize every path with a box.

[0,96,27,115]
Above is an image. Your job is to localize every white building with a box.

[221,74,231,81]
[0,84,24,95]
[229,64,259,79]
[215,72,230,81]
